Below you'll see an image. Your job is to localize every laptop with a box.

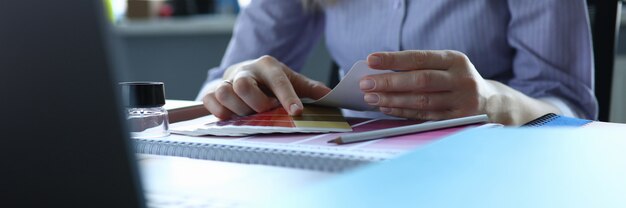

[1,1,335,207]
[2,1,159,207]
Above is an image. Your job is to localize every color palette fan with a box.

[171,105,353,136]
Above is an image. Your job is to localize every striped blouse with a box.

[199,0,596,119]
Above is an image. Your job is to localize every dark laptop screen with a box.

[1,1,144,207]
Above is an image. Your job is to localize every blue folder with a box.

[264,128,626,208]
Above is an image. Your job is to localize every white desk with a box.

[137,154,333,205]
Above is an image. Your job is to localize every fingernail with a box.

[380,107,392,113]
[290,103,301,114]
[364,93,379,104]
[360,79,375,90]
[368,55,382,66]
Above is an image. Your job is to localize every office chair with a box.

[588,0,622,121]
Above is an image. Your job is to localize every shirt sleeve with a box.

[505,0,597,119]
[540,96,580,118]
[196,0,325,100]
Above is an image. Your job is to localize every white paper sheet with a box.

[303,60,392,111]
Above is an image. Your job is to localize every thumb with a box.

[290,73,331,100]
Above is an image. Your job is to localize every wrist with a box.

[483,80,560,125]
[482,81,517,125]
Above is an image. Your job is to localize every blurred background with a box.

[105,0,626,122]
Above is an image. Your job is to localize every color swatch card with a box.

[303,60,392,111]
[171,105,352,136]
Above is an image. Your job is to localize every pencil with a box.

[328,114,489,145]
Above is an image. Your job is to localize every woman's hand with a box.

[202,55,331,120]
[360,50,560,125]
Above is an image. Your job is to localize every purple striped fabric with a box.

[200,0,596,119]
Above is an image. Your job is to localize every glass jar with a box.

[126,107,170,138]
[120,82,170,139]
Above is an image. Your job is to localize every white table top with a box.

[137,154,333,205]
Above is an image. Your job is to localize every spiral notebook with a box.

[133,116,487,172]
[522,113,592,127]
[522,113,626,128]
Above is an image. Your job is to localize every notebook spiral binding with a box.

[132,139,384,172]
[522,113,559,127]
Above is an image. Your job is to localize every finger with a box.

[360,70,453,92]
[214,81,254,116]
[379,107,457,121]
[364,92,452,110]
[202,92,235,120]
[290,73,332,99]
[367,50,463,70]
[255,66,303,115]
[231,73,281,113]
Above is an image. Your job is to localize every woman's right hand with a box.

[202,55,331,120]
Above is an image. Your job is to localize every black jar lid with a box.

[119,82,166,108]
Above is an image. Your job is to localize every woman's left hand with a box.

[361,50,564,125]
[360,50,497,121]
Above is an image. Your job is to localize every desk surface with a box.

[137,154,333,204]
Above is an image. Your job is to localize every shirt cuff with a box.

[539,97,581,118]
